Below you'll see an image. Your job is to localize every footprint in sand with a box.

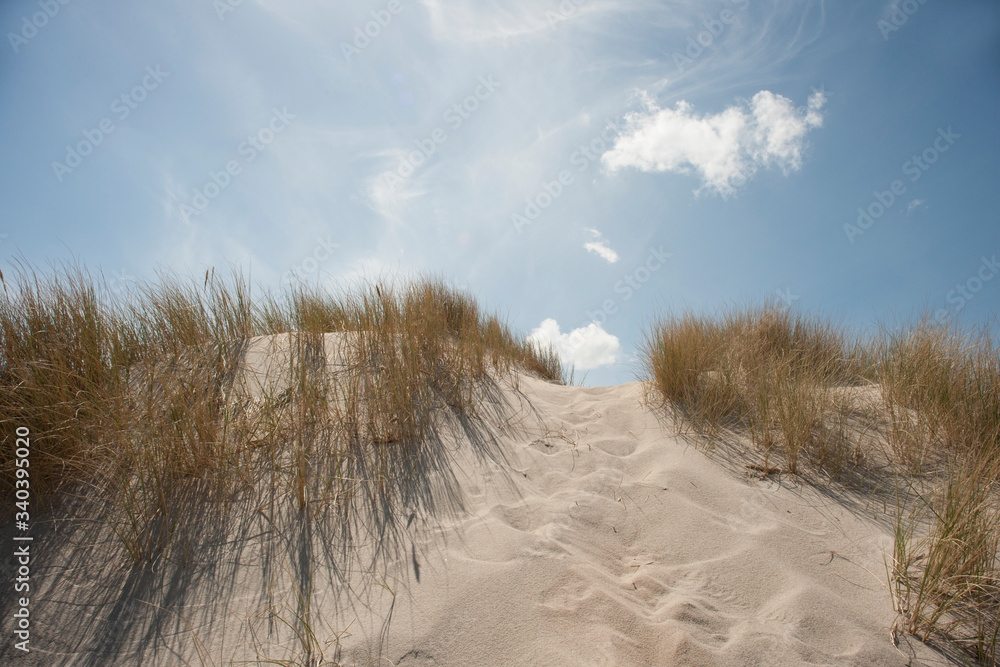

[489,502,540,532]
[589,436,638,457]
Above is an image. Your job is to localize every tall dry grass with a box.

[873,320,1000,470]
[876,320,1000,664]
[639,303,859,473]
[640,303,999,664]
[890,455,1000,665]
[0,262,567,562]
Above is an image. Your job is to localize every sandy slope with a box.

[1,349,951,665]
[338,376,936,666]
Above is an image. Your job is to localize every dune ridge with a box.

[1,339,949,665]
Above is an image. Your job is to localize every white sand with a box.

[330,376,940,666]
[2,340,951,665]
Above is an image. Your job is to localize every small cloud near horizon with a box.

[528,318,621,370]
[602,90,826,197]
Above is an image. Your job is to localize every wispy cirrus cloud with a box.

[420,0,611,44]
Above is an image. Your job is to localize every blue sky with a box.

[2,0,998,386]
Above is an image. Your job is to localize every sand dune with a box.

[336,376,940,666]
[2,344,952,665]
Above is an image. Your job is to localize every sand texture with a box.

[0,342,953,666]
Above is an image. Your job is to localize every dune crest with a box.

[3,340,949,665]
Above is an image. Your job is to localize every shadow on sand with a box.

[0,336,534,666]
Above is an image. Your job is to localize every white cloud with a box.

[421,0,608,44]
[602,90,826,197]
[906,199,926,215]
[528,318,621,370]
[583,228,619,263]
[584,240,619,263]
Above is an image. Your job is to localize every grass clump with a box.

[877,321,1000,664]
[890,456,1000,665]
[639,303,856,473]
[0,262,567,561]
[640,303,999,664]
[872,320,1000,471]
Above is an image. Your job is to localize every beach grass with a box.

[639,303,999,664]
[3,260,997,664]
[0,262,567,565]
